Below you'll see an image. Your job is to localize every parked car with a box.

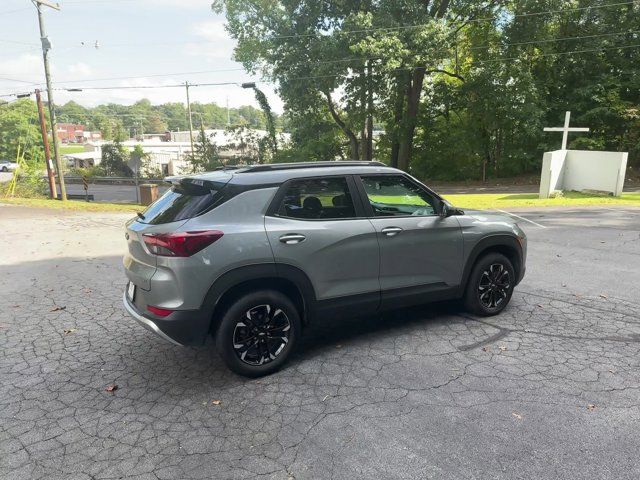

[123,161,527,376]
[0,160,18,172]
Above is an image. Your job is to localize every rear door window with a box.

[274,176,356,220]
[139,179,225,224]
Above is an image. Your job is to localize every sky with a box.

[0,0,284,111]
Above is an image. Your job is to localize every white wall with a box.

[539,150,628,198]
[564,150,627,196]
[539,150,567,198]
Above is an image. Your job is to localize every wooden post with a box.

[35,89,57,199]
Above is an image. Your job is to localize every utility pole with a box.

[226,96,230,126]
[185,81,195,154]
[33,0,66,200]
[35,89,57,199]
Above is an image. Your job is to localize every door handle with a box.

[279,233,306,244]
[381,226,403,237]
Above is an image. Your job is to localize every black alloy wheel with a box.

[464,252,515,316]
[477,263,511,309]
[216,290,301,377]
[232,304,291,366]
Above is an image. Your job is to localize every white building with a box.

[65,129,291,175]
[66,140,193,175]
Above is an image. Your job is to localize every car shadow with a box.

[292,300,464,362]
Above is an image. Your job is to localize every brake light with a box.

[147,305,174,317]
[142,230,224,257]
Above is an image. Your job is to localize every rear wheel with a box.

[1,167,7,172]
[464,253,515,316]
[215,290,301,377]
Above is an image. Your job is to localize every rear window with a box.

[139,180,225,225]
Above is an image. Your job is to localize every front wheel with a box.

[1,167,7,172]
[215,290,301,377]
[464,253,515,316]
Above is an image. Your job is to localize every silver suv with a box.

[123,162,526,376]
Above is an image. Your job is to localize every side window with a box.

[275,177,356,220]
[360,175,437,217]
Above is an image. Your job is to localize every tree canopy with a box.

[216,0,640,178]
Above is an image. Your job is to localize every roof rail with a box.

[240,161,387,172]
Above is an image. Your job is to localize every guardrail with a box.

[60,176,168,185]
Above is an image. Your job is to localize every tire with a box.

[1,167,7,172]
[464,253,515,316]
[215,290,301,377]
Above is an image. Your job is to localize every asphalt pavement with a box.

[1,205,639,479]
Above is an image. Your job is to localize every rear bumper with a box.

[122,291,211,346]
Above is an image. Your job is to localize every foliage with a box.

[0,99,44,163]
[101,140,132,177]
[68,165,105,178]
[215,0,640,179]
[252,87,278,155]
[186,126,222,173]
[221,125,271,164]
[1,158,48,199]
[56,99,280,139]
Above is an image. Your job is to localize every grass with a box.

[2,191,639,215]
[59,145,85,154]
[1,196,142,213]
[443,192,640,210]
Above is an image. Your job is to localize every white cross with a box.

[543,111,589,150]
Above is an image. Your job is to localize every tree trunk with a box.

[324,90,360,160]
[390,76,405,168]
[397,68,426,171]
[365,61,374,161]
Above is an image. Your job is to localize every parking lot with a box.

[1,204,639,479]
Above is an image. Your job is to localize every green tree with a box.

[187,125,221,172]
[214,0,497,170]
[101,140,132,177]
[0,99,43,163]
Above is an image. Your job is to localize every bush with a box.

[1,161,48,198]
[68,165,105,178]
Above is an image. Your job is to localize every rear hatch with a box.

[123,172,233,290]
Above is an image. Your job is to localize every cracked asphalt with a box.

[1,204,639,479]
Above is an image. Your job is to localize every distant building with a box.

[74,140,193,175]
[64,129,291,175]
[57,123,102,143]
[169,129,290,162]
[57,123,84,143]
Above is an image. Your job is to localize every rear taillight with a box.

[146,305,174,317]
[142,230,223,257]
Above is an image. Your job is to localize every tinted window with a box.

[139,180,224,224]
[275,177,356,220]
[361,175,436,217]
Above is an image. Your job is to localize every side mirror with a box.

[438,200,449,218]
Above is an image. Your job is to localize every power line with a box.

[53,80,242,91]
[3,27,637,87]
[5,1,635,52]
[209,1,638,41]
[55,42,640,90]
[0,76,41,85]
[2,41,638,98]
[50,67,247,84]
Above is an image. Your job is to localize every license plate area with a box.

[127,282,136,302]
